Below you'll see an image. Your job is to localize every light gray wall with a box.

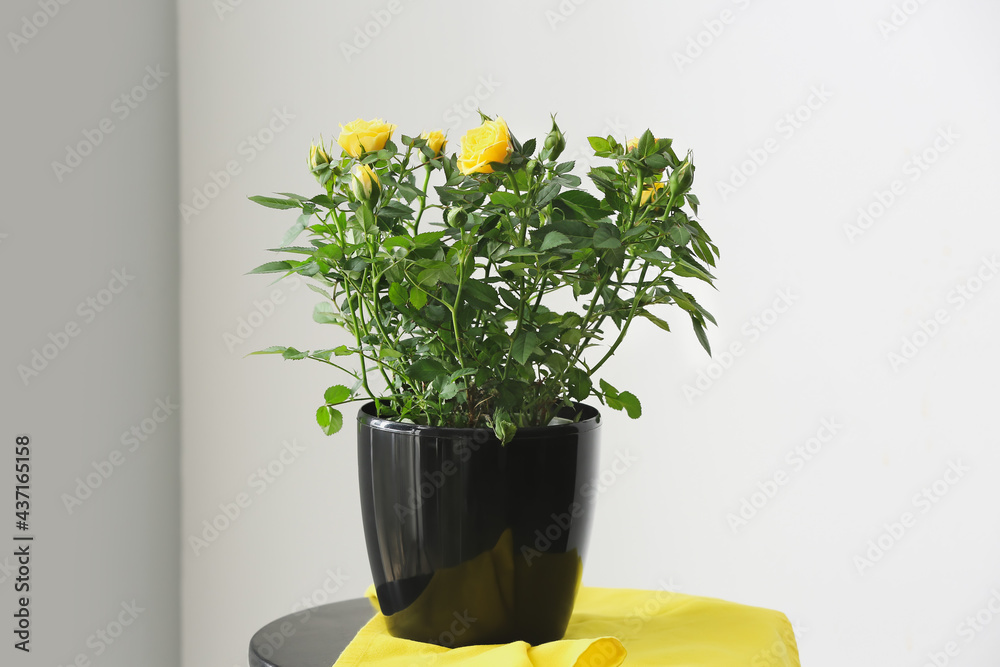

[0,1,179,666]
[180,2,1000,666]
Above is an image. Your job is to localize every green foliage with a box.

[249,118,720,440]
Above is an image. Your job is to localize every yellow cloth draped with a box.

[332,585,800,666]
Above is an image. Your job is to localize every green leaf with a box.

[396,182,423,202]
[490,191,521,209]
[644,153,670,170]
[640,309,671,332]
[566,367,592,402]
[540,231,571,251]
[388,282,409,309]
[281,213,311,247]
[503,247,540,258]
[282,347,307,360]
[333,345,353,356]
[692,316,712,355]
[544,352,568,374]
[247,345,287,356]
[554,161,576,175]
[248,261,293,275]
[686,193,700,215]
[599,378,619,400]
[510,330,540,365]
[558,190,606,220]
[383,235,413,249]
[323,385,352,405]
[593,224,621,249]
[412,231,448,247]
[316,405,344,436]
[498,288,519,309]
[379,346,403,359]
[313,302,340,324]
[588,136,611,152]
[249,195,298,210]
[406,358,447,382]
[557,173,582,188]
[380,201,415,219]
[668,225,691,245]
[637,130,655,156]
[275,192,310,202]
[535,181,561,207]
[462,279,500,308]
[560,327,583,346]
[640,250,670,263]
[672,257,715,283]
[417,262,458,286]
[315,244,343,263]
[410,287,428,310]
[618,391,642,419]
[356,205,376,235]
[449,367,477,381]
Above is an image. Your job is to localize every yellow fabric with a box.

[333,585,800,666]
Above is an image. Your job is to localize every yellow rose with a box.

[350,163,380,202]
[309,142,331,170]
[420,130,448,156]
[458,117,513,175]
[626,136,639,152]
[640,181,667,206]
[337,118,397,158]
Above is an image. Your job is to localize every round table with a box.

[249,598,373,667]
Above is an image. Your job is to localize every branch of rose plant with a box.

[305,354,361,379]
[312,208,386,400]
[356,282,398,391]
[468,259,494,333]
[564,263,619,371]
[500,170,542,381]
[502,271,545,382]
[398,264,465,362]
[340,272,388,403]
[412,165,432,234]
[628,170,645,227]
[588,263,651,375]
[370,143,417,206]
[450,249,469,369]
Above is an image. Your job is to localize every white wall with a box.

[175,1,1000,666]
[1,1,179,666]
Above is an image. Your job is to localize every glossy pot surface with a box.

[357,402,601,646]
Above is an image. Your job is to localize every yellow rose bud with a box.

[309,142,331,170]
[626,137,639,152]
[337,118,397,159]
[350,164,380,202]
[542,115,566,160]
[669,158,695,195]
[420,130,448,156]
[457,117,513,175]
[640,181,667,206]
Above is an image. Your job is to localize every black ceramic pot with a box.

[357,402,601,647]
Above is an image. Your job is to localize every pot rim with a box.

[357,400,601,438]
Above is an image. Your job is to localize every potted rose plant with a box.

[249,114,719,646]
